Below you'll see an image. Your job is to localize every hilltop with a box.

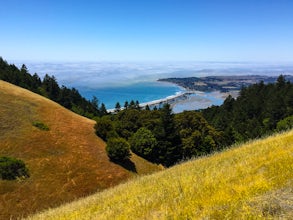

[28,129,293,219]
[0,80,161,219]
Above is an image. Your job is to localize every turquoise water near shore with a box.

[79,81,225,111]
[79,81,185,109]
[22,61,293,112]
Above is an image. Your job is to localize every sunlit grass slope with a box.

[0,80,161,219]
[27,129,293,220]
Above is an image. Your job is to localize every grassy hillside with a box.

[28,130,293,219]
[0,80,161,219]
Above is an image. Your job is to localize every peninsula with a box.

[110,75,293,113]
[158,75,293,93]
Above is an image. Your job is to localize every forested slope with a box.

[202,75,293,145]
[0,57,105,118]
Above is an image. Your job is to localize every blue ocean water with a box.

[79,81,185,109]
[22,61,293,112]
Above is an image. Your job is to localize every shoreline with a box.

[107,81,236,113]
[140,91,201,108]
[108,90,227,113]
[108,91,191,112]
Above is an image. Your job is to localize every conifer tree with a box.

[115,102,121,112]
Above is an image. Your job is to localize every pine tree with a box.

[115,102,121,112]
[158,104,181,166]
[100,103,107,116]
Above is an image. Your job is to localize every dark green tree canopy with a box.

[130,127,158,160]
[0,156,29,180]
[106,138,131,162]
[115,102,121,112]
[95,103,223,167]
[202,75,293,144]
[175,111,223,158]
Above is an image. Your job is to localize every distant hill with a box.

[27,129,293,219]
[0,80,161,219]
[159,75,293,92]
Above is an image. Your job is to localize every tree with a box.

[135,100,140,110]
[124,101,129,109]
[130,127,157,160]
[158,104,181,166]
[42,74,60,100]
[94,117,115,141]
[276,75,286,89]
[115,102,121,112]
[106,138,131,161]
[0,156,29,180]
[175,111,222,158]
[100,103,108,116]
[129,100,136,109]
[115,109,141,139]
[91,96,99,110]
[202,75,293,144]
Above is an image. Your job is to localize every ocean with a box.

[78,82,226,112]
[78,81,185,109]
[19,61,293,113]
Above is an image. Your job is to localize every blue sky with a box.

[1,0,293,62]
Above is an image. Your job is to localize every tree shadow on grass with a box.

[112,159,137,173]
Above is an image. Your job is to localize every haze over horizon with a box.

[1,0,293,63]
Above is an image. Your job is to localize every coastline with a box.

[108,89,228,113]
[108,91,191,112]
[140,90,201,108]
[107,80,236,113]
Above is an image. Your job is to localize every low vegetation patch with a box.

[0,156,29,180]
[32,121,49,131]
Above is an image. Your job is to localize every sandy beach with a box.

[108,90,230,113]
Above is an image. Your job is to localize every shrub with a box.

[33,121,49,131]
[276,116,293,131]
[0,156,30,180]
[106,138,131,161]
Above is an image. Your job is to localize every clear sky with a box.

[1,0,293,62]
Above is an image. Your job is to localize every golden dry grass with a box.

[27,130,293,220]
[0,80,161,220]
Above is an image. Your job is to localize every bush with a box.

[33,121,49,131]
[276,116,293,131]
[130,127,157,160]
[0,156,30,180]
[106,138,131,161]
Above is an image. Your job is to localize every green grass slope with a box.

[28,130,293,219]
[0,80,161,219]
